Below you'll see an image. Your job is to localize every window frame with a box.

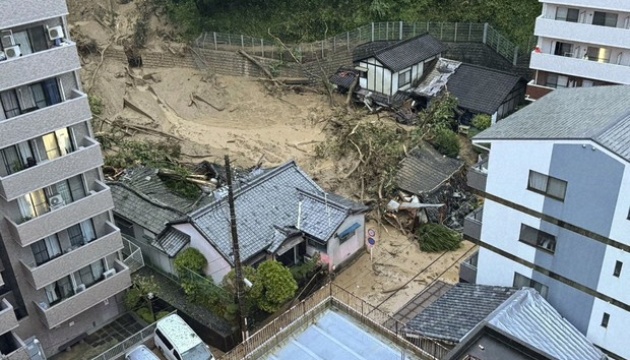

[613,261,623,277]
[519,224,557,254]
[513,273,549,298]
[601,312,610,328]
[398,69,412,88]
[527,170,567,201]
[555,7,579,22]
[593,11,618,28]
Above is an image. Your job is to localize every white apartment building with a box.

[0,0,132,358]
[464,86,630,360]
[527,0,630,100]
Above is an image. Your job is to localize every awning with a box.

[338,222,360,239]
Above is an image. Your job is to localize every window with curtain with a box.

[16,86,36,112]
[527,170,567,201]
[1,90,20,118]
[76,260,105,288]
[45,276,73,305]
[0,146,21,175]
[12,31,32,55]
[593,11,618,27]
[519,224,557,253]
[42,79,62,105]
[587,46,611,63]
[67,224,84,248]
[42,133,61,160]
[80,219,97,243]
[18,189,48,221]
[27,26,48,53]
[31,83,47,109]
[55,128,74,155]
[31,234,62,265]
[555,7,579,22]
[50,175,85,204]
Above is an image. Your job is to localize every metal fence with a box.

[195,21,524,65]
[121,237,144,273]
[220,283,450,360]
[90,322,158,360]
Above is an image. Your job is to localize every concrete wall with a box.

[587,297,630,359]
[325,213,365,270]
[0,0,68,29]
[173,223,232,284]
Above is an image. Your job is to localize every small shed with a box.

[396,144,464,197]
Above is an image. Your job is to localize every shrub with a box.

[88,95,103,116]
[472,114,492,130]
[430,129,460,158]
[416,224,462,252]
[254,261,298,313]
[174,248,207,275]
[124,275,159,311]
[136,307,153,323]
[290,253,321,284]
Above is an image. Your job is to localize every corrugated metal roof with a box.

[474,86,630,162]
[261,309,422,360]
[486,289,606,360]
[396,144,464,195]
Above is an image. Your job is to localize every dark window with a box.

[31,234,61,265]
[174,352,182,360]
[553,42,573,57]
[76,260,104,288]
[528,170,567,201]
[593,12,618,27]
[519,224,556,253]
[114,215,135,238]
[27,26,48,53]
[613,261,623,277]
[601,313,610,328]
[513,273,549,298]
[586,46,611,63]
[545,74,569,88]
[156,329,173,350]
[555,7,579,22]
[0,90,21,118]
[398,70,412,88]
[67,220,96,248]
[305,234,327,252]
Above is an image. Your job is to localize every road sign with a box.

[368,237,375,246]
[367,228,376,237]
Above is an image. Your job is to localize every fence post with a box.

[427,21,430,33]
[385,22,389,40]
[333,36,336,52]
[347,31,350,50]
[454,22,458,42]
[468,23,472,41]
[321,40,324,58]
[482,23,489,44]
[213,31,217,50]
[202,32,207,49]
[399,21,403,40]
[413,23,416,36]
[440,22,443,40]
[261,38,264,57]
[513,46,519,65]
[371,22,375,42]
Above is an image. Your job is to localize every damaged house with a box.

[393,143,473,230]
[109,162,369,284]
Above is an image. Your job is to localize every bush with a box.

[416,224,462,252]
[124,275,159,311]
[254,261,298,313]
[88,95,103,116]
[136,307,153,323]
[430,129,460,158]
[174,248,208,275]
[290,253,321,284]
[472,114,492,131]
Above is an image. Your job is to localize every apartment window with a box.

[75,260,105,288]
[44,276,73,305]
[42,128,74,160]
[519,224,556,253]
[601,313,610,328]
[18,188,48,220]
[49,174,86,205]
[586,46,611,63]
[31,234,62,266]
[0,141,36,176]
[10,27,48,55]
[67,219,96,248]
[553,42,573,57]
[545,74,569,89]
[613,261,623,277]
[527,170,567,201]
[398,70,412,87]
[555,7,579,22]
[114,215,135,238]
[593,12,618,27]
[0,79,62,119]
[513,273,549,298]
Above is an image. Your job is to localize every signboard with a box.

[368,237,376,247]
[367,228,377,262]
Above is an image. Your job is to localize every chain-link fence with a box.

[195,21,524,65]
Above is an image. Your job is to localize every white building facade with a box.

[527,0,630,100]
[464,86,630,359]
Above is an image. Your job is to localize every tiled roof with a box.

[329,67,359,89]
[447,63,523,114]
[396,144,464,195]
[189,161,367,264]
[404,283,516,342]
[355,34,447,72]
[485,289,606,360]
[474,86,630,162]
[297,189,352,241]
[153,228,191,257]
[352,40,401,63]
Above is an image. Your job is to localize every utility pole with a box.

[225,155,248,342]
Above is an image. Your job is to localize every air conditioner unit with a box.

[103,269,116,279]
[4,45,21,59]
[48,194,65,210]
[47,25,64,41]
[74,284,86,293]
[1,30,14,48]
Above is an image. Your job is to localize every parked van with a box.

[154,314,214,360]
[125,345,160,360]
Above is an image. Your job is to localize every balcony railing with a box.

[530,51,630,85]
[463,206,483,242]
[459,251,478,284]
[0,298,18,335]
[20,222,123,290]
[467,158,488,193]
[0,137,103,201]
[34,260,131,329]
[535,16,630,50]
[0,41,80,91]
[0,0,68,30]
[6,180,114,246]
[0,90,91,149]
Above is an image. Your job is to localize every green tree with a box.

[222,266,262,318]
[174,247,207,275]
[124,275,160,322]
[431,128,460,158]
[254,261,298,313]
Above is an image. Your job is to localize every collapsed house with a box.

[108,161,369,283]
[330,35,526,124]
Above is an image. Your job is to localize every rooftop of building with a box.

[474,85,630,162]
[354,33,447,72]
[396,143,464,195]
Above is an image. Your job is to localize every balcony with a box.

[20,222,123,290]
[0,42,80,91]
[467,159,488,193]
[547,0,629,13]
[0,90,91,149]
[5,181,114,247]
[459,251,478,284]
[0,0,68,29]
[526,80,555,101]
[0,137,103,201]
[463,207,483,242]
[529,51,630,85]
[34,260,131,329]
[0,299,18,335]
[535,16,630,50]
